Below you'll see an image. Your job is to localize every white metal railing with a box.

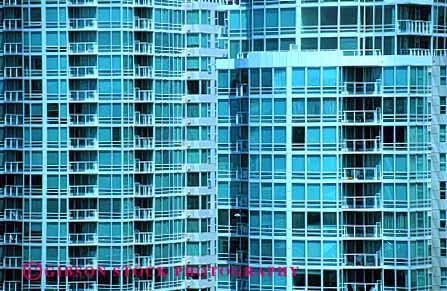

[70,137,97,148]
[3,19,21,30]
[134,18,153,30]
[134,66,153,77]
[343,167,381,181]
[343,138,381,152]
[434,49,447,56]
[69,209,98,220]
[134,232,152,243]
[342,109,381,123]
[3,281,20,291]
[399,48,431,56]
[68,281,98,291]
[134,113,153,125]
[134,280,152,291]
[2,209,22,220]
[135,160,153,172]
[3,43,21,54]
[70,114,97,125]
[4,91,22,101]
[69,257,97,267]
[343,81,382,95]
[4,137,23,149]
[398,20,432,34]
[2,257,21,268]
[134,183,153,197]
[69,42,97,53]
[344,282,382,291]
[343,223,382,238]
[343,195,381,209]
[1,233,21,244]
[342,49,382,56]
[135,89,154,101]
[134,208,153,219]
[69,185,98,197]
[4,114,23,125]
[70,66,97,77]
[70,90,97,101]
[344,252,381,267]
[4,67,22,78]
[134,137,154,148]
[68,0,97,4]
[69,18,97,29]
[69,161,98,172]
[134,42,153,53]
[69,233,98,244]
[134,255,152,266]
[4,162,22,172]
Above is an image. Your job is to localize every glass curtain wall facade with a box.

[0,0,223,290]
[0,0,446,291]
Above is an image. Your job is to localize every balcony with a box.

[134,280,152,291]
[4,114,23,126]
[134,255,152,267]
[134,208,153,220]
[134,42,154,54]
[3,19,21,30]
[69,66,98,78]
[134,66,153,78]
[68,0,98,5]
[134,183,153,197]
[4,91,23,102]
[343,223,382,239]
[342,167,381,181]
[2,186,22,197]
[4,137,23,149]
[4,67,22,78]
[69,257,97,268]
[399,48,432,56]
[69,233,98,244]
[135,160,154,173]
[3,43,21,55]
[70,114,98,125]
[69,18,97,30]
[134,232,153,244]
[398,20,432,35]
[3,281,20,291]
[342,81,382,96]
[343,252,381,267]
[69,185,98,197]
[4,162,23,173]
[70,137,98,149]
[1,233,21,244]
[342,109,381,124]
[343,195,382,209]
[135,89,154,102]
[342,138,382,152]
[2,257,21,268]
[69,209,98,221]
[70,90,98,102]
[134,137,154,149]
[68,281,98,291]
[134,18,153,30]
[69,161,98,173]
[134,113,154,125]
[69,42,98,54]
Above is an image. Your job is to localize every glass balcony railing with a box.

[70,90,98,101]
[134,42,154,54]
[342,167,381,181]
[69,233,98,244]
[342,223,382,238]
[343,195,382,209]
[69,257,98,268]
[69,209,98,220]
[342,138,382,152]
[69,66,98,78]
[342,81,382,95]
[135,89,154,101]
[134,112,154,125]
[70,137,98,148]
[134,18,153,30]
[134,232,153,244]
[343,252,382,267]
[69,114,98,125]
[69,161,98,172]
[69,42,98,54]
[69,18,97,30]
[134,137,154,148]
[134,183,153,197]
[134,208,153,220]
[134,160,154,173]
[134,255,153,267]
[69,185,98,197]
[3,43,21,54]
[342,109,381,124]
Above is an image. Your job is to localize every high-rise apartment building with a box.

[0,0,446,290]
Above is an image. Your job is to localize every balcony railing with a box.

[2,186,23,197]
[343,223,382,238]
[1,233,21,244]
[342,81,382,95]
[399,48,432,56]
[69,209,98,220]
[134,113,154,125]
[69,66,98,78]
[68,281,98,291]
[4,137,23,149]
[134,232,153,244]
[134,42,154,54]
[3,43,21,54]
[4,91,23,102]
[69,185,98,197]
[70,114,98,125]
[69,257,97,268]
[3,281,20,291]
[342,109,381,123]
[134,160,154,173]
[69,42,98,54]
[343,138,382,152]
[134,66,153,78]
[135,90,154,101]
[4,114,23,125]
[70,137,98,148]
[69,18,97,29]
[342,167,381,181]
[134,208,153,220]
[70,90,98,101]
[69,233,98,244]
[134,18,153,30]
[134,184,153,197]
[134,255,152,267]
[2,257,21,268]
[69,161,98,172]
[3,19,21,30]
[134,137,154,148]
[398,20,432,34]
[343,195,382,209]
[343,252,381,267]
[4,67,22,78]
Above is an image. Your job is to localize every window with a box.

[292,127,305,144]
[441,211,447,230]
[442,154,446,172]
[441,267,447,289]
[442,239,447,256]
[441,97,447,114]
[441,181,446,199]
[441,125,447,143]
[441,66,447,85]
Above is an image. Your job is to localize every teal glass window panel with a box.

[323,241,337,258]
[307,127,320,144]
[292,68,305,87]
[323,184,336,201]
[292,184,305,201]
[307,156,320,172]
[292,156,305,172]
[323,156,337,173]
[308,242,321,258]
[308,68,321,87]
[274,184,286,200]
[280,8,295,28]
